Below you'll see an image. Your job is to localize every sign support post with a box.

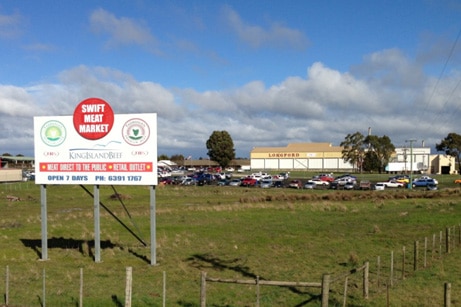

[40,184,48,261]
[94,185,101,262]
[150,185,156,265]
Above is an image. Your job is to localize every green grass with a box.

[1,177,461,306]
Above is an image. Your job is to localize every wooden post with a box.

[440,231,443,256]
[402,246,406,280]
[5,265,9,306]
[343,277,348,307]
[43,268,46,307]
[363,261,369,299]
[377,256,381,288]
[200,272,207,307]
[444,282,451,307]
[125,267,132,307]
[256,276,260,307]
[424,237,427,268]
[446,227,451,254]
[163,271,166,307]
[414,241,419,271]
[79,268,83,307]
[321,274,330,307]
[432,234,436,261]
[390,251,394,287]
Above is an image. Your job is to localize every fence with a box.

[200,224,461,306]
[200,262,369,307]
[3,266,167,307]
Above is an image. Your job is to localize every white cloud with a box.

[1,47,461,157]
[0,10,22,39]
[89,8,160,54]
[223,6,309,50]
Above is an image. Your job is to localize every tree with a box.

[436,132,461,173]
[157,154,169,161]
[170,154,185,164]
[206,131,235,168]
[340,131,366,172]
[364,135,395,173]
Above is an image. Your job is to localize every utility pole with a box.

[405,139,417,189]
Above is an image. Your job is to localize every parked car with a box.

[454,178,461,184]
[288,180,303,189]
[303,181,316,189]
[412,178,438,188]
[310,179,330,186]
[374,183,385,190]
[344,182,356,190]
[228,179,242,186]
[359,180,371,190]
[241,177,258,187]
[272,181,284,188]
[260,180,272,188]
[381,180,404,188]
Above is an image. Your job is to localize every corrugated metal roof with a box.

[251,143,343,153]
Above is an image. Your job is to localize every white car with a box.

[310,179,330,186]
[374,183,385,190]
[381,180,404,188]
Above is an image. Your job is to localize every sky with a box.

[1,0,461,159]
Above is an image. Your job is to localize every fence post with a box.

[390,251,394,288]
[446,227,451,254]
[424,237,427,268]
[79,268,83,307]
[363,261,369,300]
[200,272,207,307]
[402,246,405,280]
[440,231,443,256]
[5,265,9,306]
[343,277,348,307]
[321,274,330,307]
[42,268,46,307]
[163,271,166,307]
[414,241,419,271]
[377,256,381,288]
[444,282,451,307]
[256,276,260,307]
[432,234,436,261]
[125,267,132,307]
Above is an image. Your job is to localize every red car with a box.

[241,177,258,187]
[288,180,303,189]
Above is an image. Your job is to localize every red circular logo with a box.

[73,98,114,140]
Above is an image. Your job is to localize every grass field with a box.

[1,172,461,306]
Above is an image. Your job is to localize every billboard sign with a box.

[34,98,157,185]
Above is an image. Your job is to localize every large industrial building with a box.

[250,143,353,171]
[250,142,456,174]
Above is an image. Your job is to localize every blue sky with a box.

[1,0,461,158]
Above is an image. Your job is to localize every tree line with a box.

[155,130,461,174]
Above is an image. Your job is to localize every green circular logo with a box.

[41,120,66,146]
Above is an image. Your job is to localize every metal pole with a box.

[41,184,48,260]
[405,139,416,189]
[150,185,157,265]
[94,185,101,262]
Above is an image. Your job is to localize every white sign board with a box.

[34,98,157,185]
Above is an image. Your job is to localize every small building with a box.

[250,143,354,171]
